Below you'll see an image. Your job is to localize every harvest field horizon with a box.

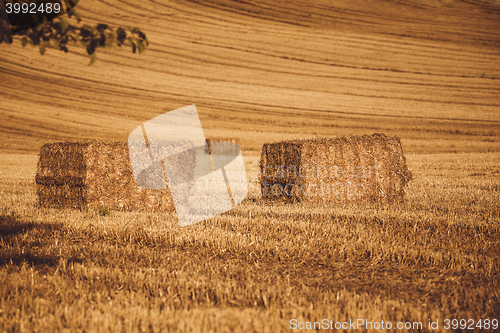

[1,0,499,331]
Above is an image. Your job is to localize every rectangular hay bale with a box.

[259,133,413,204]
[35,140,194,212]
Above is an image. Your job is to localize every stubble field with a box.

[0,152,499,331]
[0,0,499,331]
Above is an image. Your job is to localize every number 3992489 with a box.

[443,319,498,330]
[5,2,62,14]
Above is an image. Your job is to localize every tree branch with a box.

[0,1,148,65]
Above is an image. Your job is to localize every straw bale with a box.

[36,140,195,212]
[260,133,412,204]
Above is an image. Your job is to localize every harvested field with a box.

[1,0,499,155]
[1,0,499,331]
[1,151,500,332]
[260,133,413,204]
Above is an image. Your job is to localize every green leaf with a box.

[126,37,137,53]
[68,10,82,22]
[89,52,97,66]
[116,28,127,45]
[86,44,95,55]
[59,17,68,34]
[39,46,46,55]
[137,39,145,54]
[21,37,28,47]
[96,24,109,31]
[105,33,115,47]
[90,37,99,50]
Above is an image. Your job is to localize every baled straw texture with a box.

[260,133,412,204]
[36,140,194,212]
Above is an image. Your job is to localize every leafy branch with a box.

[0,2,148,65]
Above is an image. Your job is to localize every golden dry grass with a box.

[0,151,499,332]
[0,0,499,331]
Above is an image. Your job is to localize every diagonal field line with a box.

[221,166,236,208]
[140,124,155,161]
[207,141,215,172]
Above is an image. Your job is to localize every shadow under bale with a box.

[0,214,63,238]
